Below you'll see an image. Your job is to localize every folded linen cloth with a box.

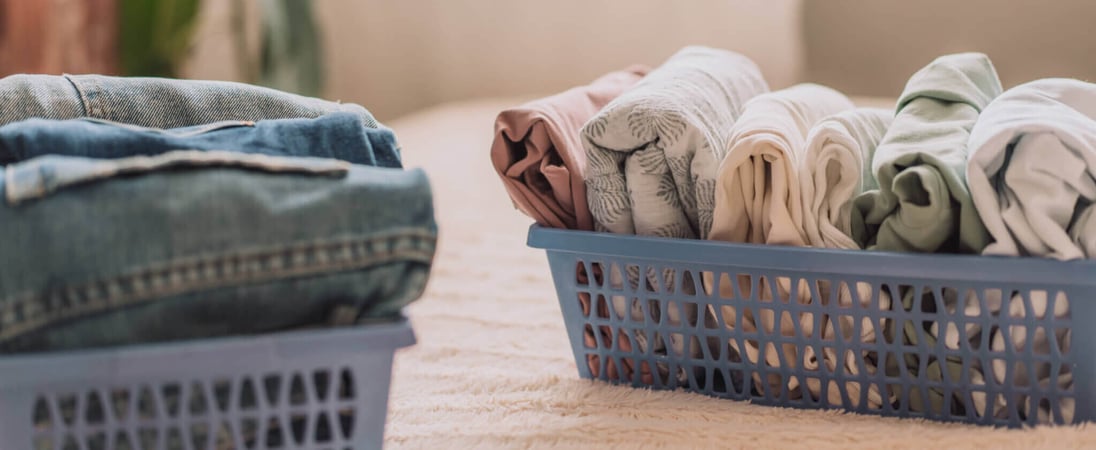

[798,108,895,408]
[967,78,1096,260]
[584,46,769,239]
[711,83,855,247]
[706,83,853,399]
[801,108,893,249]
[491,66,649,230]
[801,282,894,410]
[963,78,1096,423]
[851,52,1001,254]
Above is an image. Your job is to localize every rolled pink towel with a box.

[491,66,649,230]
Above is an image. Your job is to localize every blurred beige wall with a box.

[804,0,1096,98]
[185,0,804,120]
[183,1,1096,120]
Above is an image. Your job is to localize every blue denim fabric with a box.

[0,113,402,168]
[0,151,436,354]
[0,74,381,129]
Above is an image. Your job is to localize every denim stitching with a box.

[0,229,436,342]
[74,118,256,137]
[62,74,97,118]
[6,150,352,205]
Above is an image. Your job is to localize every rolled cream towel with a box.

[801,108,893,249]
[800,282,894,410]
[584,46,768,239]
[708,83,854,399]
[798,108,894,408]
[851,52,1001,254]
[711,83,855,247]
[491,66,648,230]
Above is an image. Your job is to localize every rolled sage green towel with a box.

[899,289,998,418]
[857,53,1003,419]
[851,53,1002,254]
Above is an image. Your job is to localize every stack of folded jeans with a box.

[0,75,437,354]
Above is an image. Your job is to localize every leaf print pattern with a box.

[652,222,694,239]
[667,154,695,208]
[698,209,714,240]
[666,155,692,182]
[632,145,668,175]
[587,175,630,231]
[584,137,633,233]
[680,178,697,216]
[589,195,629,231]
[586,174,626,193]
[655,173,682,210]
[585,114,609,139]
[578,46,768,247]
[695,178,717,238]
[627,107,688,144]
[584,139,625,176]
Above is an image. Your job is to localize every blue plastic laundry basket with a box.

[528,225,1096,428]
[0,319,414,449]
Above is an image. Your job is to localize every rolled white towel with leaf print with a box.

[581,45,768,386]
[582,45,769,239]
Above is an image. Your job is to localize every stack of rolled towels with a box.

[491,46,1088,423]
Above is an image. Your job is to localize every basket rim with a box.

[0,318,415,385]
[526,225,1096,286]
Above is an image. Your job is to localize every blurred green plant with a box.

[119,0,324,96]
[232,0,325,96]
[258,0,324,97]
[118,0,201,78]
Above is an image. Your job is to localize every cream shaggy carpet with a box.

[385,98,1096,449]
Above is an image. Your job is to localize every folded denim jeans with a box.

[0,113,401,168]
[0,151,436,354]
[0,74,382,130]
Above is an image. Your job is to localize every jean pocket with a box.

[76,117,257,137]
[5,150,350,205]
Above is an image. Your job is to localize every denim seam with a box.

[0,229,436,342]
[62,74,94,118]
